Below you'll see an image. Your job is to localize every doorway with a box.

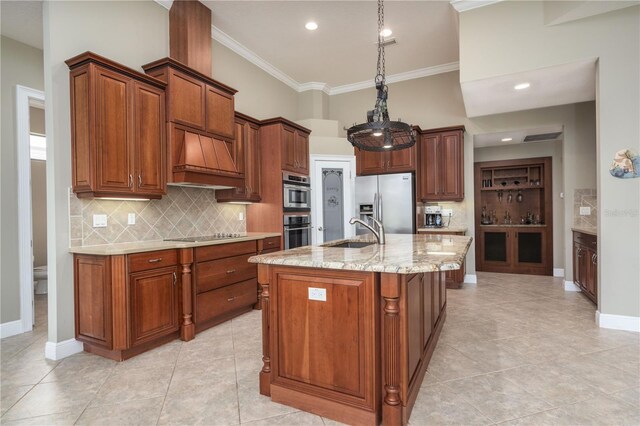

[310,155,356,245]
[15,85,46,336]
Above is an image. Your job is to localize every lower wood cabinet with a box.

[73,236,280,361]
[477,226,551,275]
[74,250,181,360]
[573,231,597,305]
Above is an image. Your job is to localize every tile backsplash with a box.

[573,188,597,229]
[69,186,246,246]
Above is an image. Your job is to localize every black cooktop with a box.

[164,233,245,243]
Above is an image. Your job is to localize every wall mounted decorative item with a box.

[609,149,640,178]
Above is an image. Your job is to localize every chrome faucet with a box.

[349,217,385,245]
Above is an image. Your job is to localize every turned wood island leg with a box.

[381,273,403,426]
[179,249,195,341]
[258,264,271,396]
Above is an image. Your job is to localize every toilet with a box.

[33,266,48,295]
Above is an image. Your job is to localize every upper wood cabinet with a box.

[281,124,310,175]
[418,126,464,202]
[205,84,235,140]
[216,112,262,202]
[67,52,167,199]
[355,144,416,176]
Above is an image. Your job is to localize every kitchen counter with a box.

[253,233,470,424]
[572,226,597,236]
[479,224,547,228]
[249,233,472,274]
[69,232,281,255]
[417,226,468,233]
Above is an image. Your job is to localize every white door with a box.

[311,156,355,245]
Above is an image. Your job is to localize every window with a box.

[30,134,46,160]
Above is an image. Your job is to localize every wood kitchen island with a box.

[249,234,472,426]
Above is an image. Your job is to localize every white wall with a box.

[1,36,44,324]
[459,2,640,317]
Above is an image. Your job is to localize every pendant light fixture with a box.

[347,0,416,152]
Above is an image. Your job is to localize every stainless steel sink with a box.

[326,241,376,249]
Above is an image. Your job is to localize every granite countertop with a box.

[479,224,547,228]
[68,232,281,255]
[571,226,597,236]
[417,227,468,234]
[248,234,473,274]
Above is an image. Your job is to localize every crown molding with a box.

[329,62,460,95]
[450,0,503,13]
[211,26,301,91]
[298,82,331,95]
[153,0,460,96]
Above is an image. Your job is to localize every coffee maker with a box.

[424,206,443,228]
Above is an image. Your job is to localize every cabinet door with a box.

[423,273,433,349]
[205,84,235,140]
[573,242,583,288]
[233,118,246,177]
[281,126,297,171]
[355,148,385,176]
[95,67,133,194]
[133,81,166,196]
[439,131,463,200]
[387,144,416,173]
[514,229,546,274]
[246,122,261,200]
[586,249,597,298]
[418,134,439,201]
[481,230,512,269]
[294,131,309,174]
[168,69,205,130]
[129,266,179,347]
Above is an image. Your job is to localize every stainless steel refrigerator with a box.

[354,173,415,235]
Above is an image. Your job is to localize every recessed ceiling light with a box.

[305,22,318,31]
[501,137,513,142]
[514,82,530,90]
[380,28,392,37]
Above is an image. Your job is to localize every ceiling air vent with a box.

[523,132,563,143]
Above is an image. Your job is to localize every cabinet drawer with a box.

[261,236,281,252]
[196,253,257,293]
[196,279,257,324]
[128,250,178,273]
[573,231,597,248]
[196,241,256,262]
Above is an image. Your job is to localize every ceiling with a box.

[461,59,597,118]
[0,0,597,118]
[1,1,43,49]
[474,125,564,149]
[203,1,460,89]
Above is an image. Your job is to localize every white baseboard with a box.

[45,339,84,360]
[553,268,565,278]
[464,274,477,284]
[564,280,581,292]
[596,311,640,333]
[0,320,24,338]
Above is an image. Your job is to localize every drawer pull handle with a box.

[227,296,237,302]
[148,258,163,263]
[173,272,177,286]
[267,241,275,245]
[226,269,236,274]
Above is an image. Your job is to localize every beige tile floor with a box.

[1,273,638,425]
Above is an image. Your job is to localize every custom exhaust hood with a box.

[143,0,242,190]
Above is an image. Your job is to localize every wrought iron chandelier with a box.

[347,0,416,152]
